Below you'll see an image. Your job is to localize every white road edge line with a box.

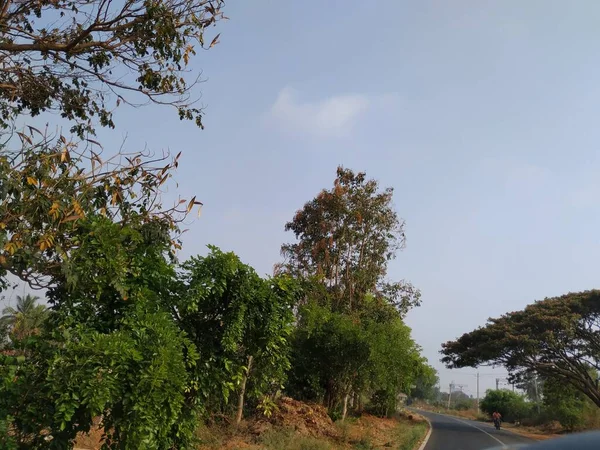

[417,414,433,450]
[448,415,508,448]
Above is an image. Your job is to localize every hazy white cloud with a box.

[267,87,370,137]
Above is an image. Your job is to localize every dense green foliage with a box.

[2,306,198,449]
[0,208,203,448]
[174,247,299,420]
[287,302,371,409]
[411,364,439,402]
[542,378,587,431]
[480,390,530,423]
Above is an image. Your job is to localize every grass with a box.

[335,418,353,443]
[259,428,333,450]
[351,437,372,449]
[196,413,429,450]
[195,425,223,448]
[338,413,429,450]
[394,419,428,450]
[195,422,238,449]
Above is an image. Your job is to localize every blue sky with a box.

[5,0,600,396]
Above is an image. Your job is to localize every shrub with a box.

[480,389,530,422]
[0,305,199,449]
[543,377,587,431]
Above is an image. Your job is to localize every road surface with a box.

[416,410,535,450]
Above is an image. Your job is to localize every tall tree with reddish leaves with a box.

[279,166,420,315]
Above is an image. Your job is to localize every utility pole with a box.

[447,382,453,409]
[476,372,480,411]
[496,378,500,390]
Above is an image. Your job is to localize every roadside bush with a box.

[582,401,600,430]
[554,402,585,431]
[368,390,396,418]
[0,414,16,449]
[543,377,586,431]
[454,398,474,411]
[480,390,530,422]
[0,304,199,449]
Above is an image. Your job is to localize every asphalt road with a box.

[416,410,535,450]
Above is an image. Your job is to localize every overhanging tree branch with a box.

[0,0,226,136]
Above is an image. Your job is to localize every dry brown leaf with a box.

[209,33,221,48]
[61,215,82,223]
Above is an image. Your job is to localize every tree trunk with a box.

[325,379,337,410]
[341,392,350,422]
[235,355,253,425]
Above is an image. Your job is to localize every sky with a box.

[4,0,600,397]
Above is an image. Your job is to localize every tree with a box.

[174,246,299,423]
[0,137,204,448]
[281,167,423,419]
[0,320,9,349]
[411,363,439,402]
[441,290,600,408]
[286,301,371,419]
[2,302,199,449]
[480,390,530,423]
[0,130,202,291]
[279,166,420,315]
[0,1,223,443]
[364,313,423,417]
[516,373,543,409]
[0,0,225,136]
[0,213,202,448]
[543,377,587,431]
[287,296,424,420]
[447,390,475,411]
[0,294,48,340]
[0,206,208,448]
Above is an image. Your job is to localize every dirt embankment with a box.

[75,398,428,449]
[250,396,339,438]
[198,401,429,450]
[501,422,562,441]
[74,398,339,449]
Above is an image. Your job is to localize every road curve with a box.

[415,410,534,450]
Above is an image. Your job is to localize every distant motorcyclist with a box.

[492,411,502,430]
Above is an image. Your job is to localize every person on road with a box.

[492,411,502,429]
